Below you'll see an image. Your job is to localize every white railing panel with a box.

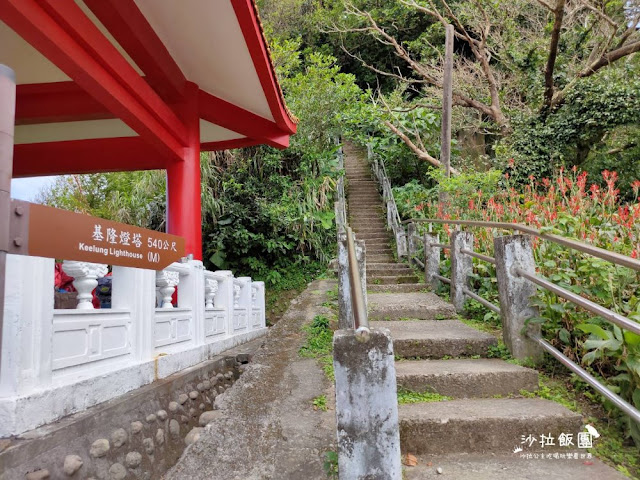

[51,310,132,371]
[153,308,193,348]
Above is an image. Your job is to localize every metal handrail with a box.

[461,248,496,265]
[403,218,640,272]
[515,267,640,336]
[530,334,640,424]
[408,216,640,425]
[346,226,370,341]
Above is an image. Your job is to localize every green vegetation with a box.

[299,314,336,381]
[396,388,451,405]
[520,374,639,478]
[322,450,339,479]
[312,394,328,411]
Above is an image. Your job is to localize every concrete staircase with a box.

[342,142,625,479]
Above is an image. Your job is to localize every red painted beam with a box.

[198,89,289,149]
[0,0,186,163]
[16,82,109,125]
[231,0,297,135]
[13,137,165,177]
[83,0,187,102]
[201,137,260,151]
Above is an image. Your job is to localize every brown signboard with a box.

[9,200,185,270]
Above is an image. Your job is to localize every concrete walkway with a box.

[164,280,336,480]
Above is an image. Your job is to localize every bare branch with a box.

[384,120,460,175]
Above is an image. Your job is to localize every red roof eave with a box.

[232,0,298,136]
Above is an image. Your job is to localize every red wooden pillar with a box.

[167,82,202,260]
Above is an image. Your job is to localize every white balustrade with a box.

[61,260,108,310]
[251,281,266,329]
[232,277,251,333]
[155,269,180,308]
[0,253,267,437]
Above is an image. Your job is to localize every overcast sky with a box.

[11,176,56,202]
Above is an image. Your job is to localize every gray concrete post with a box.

[407,222,416,263]
[356,239,367,315]
[450,231,473,312]
[424,233,441,290]
[337,233,352,330]
[494,235,544,363]
[333,328,402,480]
[337,234,367,330]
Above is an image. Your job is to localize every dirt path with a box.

[164,279,337,480]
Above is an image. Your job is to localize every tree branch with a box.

[543,0,566,111]
[384,120,459,175]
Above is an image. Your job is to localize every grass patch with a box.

[299,314,335,381]
[397,388,451,404]
[519,374,639,477]
[312,394,328,411]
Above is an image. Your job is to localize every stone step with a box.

[399,398,583,454]
[369,274,419,285]
[395,358,539,397]
[351,223,387,230]
[368,292,456,320]
[349,211,386,220]
[368,284,430,293]
[367,254,395,263]
[371,320,496,358]
[352,227,388,234]
[365,247,394,255]
[403,453,627,479]
[367,266,415,276]
[356,233,390,240]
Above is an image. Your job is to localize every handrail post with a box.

[450,231,474,312]
[494,235,544,363]
[424,233,441,290]
[407,222,416,264]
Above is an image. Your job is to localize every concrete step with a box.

[365,248,394,255]
[368,262,413,270]
[371,319,497,358]
[360,238,391,244]
[367,254,395,263]
[367,266,415,276]
[356,233,390,240]
[399,398,583,454]
[352,227,388,234]
[403,453,627,479]
[369,275,420,285]
[352,224,387,231]
[395,358,539,397]
[368,292,456,320]
[368,284,430,293]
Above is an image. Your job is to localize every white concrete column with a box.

[232,277,251,334]
[111,265,155,361]
[251,281,266,329]
[1,254,55,397]
[210,271,234,336]
[182,260,205,345]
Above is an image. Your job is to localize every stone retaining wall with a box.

[0,352,251,480]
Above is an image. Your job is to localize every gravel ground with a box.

[164,279,337,480]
